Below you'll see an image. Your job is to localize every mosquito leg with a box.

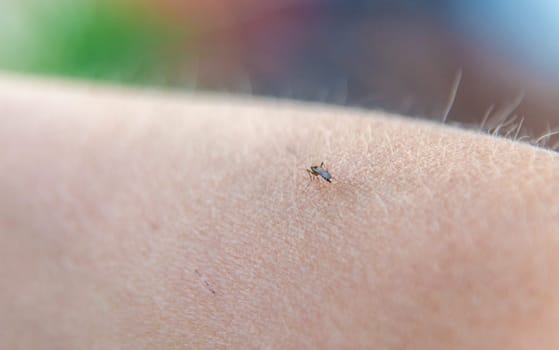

[306,169,314,181]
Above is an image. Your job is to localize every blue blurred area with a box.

[451,0,559,76]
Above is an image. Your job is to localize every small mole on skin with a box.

[148,220,160,231]
[195,269,216,295]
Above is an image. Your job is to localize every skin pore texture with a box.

[1,74,559,349]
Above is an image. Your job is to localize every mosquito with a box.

[306,162,333,183]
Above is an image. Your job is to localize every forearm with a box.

[1,75,558,349]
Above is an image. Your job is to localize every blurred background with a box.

[2,0,559,146]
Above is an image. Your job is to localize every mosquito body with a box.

[306,162,333,183]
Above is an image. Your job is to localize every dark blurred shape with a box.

[187,0,559,138]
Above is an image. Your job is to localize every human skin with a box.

[0,74,559,349]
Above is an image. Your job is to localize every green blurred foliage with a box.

[0,0,192,85]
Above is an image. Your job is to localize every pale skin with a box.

[1,74,559,349]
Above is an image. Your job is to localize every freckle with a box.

[140,245,153,260]
[149,221,160,231]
